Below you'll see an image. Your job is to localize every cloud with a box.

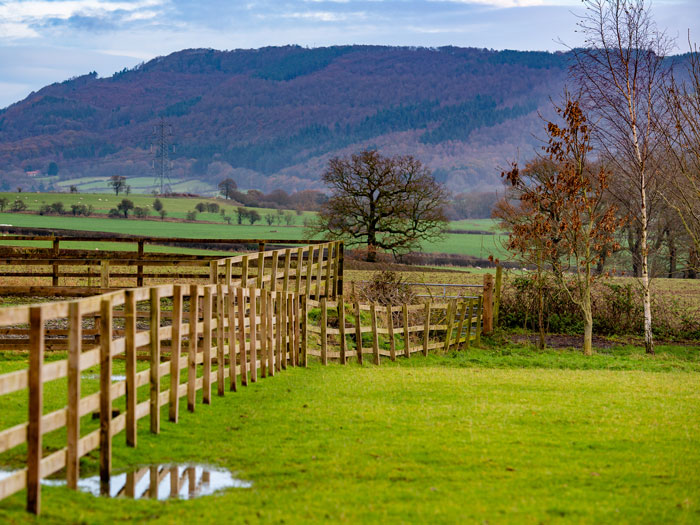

[0,0,167,39]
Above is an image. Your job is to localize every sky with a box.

[0,0,698,109]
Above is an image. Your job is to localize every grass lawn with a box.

[0,345,698,524]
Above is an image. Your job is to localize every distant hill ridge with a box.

[0,45,571,192]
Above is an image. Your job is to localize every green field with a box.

[0,192,507,259]
[0,347,698,523]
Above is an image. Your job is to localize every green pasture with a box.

[0,345,698,524]
[49,177,218,195]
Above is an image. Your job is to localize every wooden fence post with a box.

[295,247,303,295]
[287,294,294,367]
[260,291,268,378]
[455,301,468,351]
[227,285,237,392]
[249,286,257,383]
[137,239,144,287]
[256,252,265,289]
[475,296,483,347]
[99,297,113,486]
[293,295,300,366]
[27,306,44,515]
[52,238,59,286]
[169,286,183,422]
[149,287,161,434]
[188,284,198,412]
[387,306,396,361]
[209,260,218,284]
[100,260,110,289]
[67,301,82,489]
[482,273,494,335]
[423,301,431,356]
[402,304,410,358]
[324,243,333,299]
[354,301,363,365]
[268,291,275,375]
[444,300,456,353]
[270,251,279,291]
[225,258,232,286]
[280,289,288,370]
[339,299,346,365]
[321,297,328,365]
[464,298,474,350]
[216,285,226,395]
[371,303,380,365]
[301,294,308,367]
[125,290,137,448]
[305,246,314,299]
[282,249,291,297]
[237,287,248,386]
[315,244,324,300]
[494,264,503,328]
[241,255,249,287]
[203,286,213,404]
[275,291,282,371]
[337,242,344,298]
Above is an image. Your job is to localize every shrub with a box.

[186,210,198,221]
[10,198,27,212]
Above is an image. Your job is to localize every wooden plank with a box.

[240,255,248,287]
[169,286,183,422]
[149,287,161,434]
[286,294,294,368]
[387,306,396,361]
[99,297,113,485]
[444,300,456,353]
[300,295,308,367]
[423,301,431,356]
[27,306,44,515]
[402,304,410,359]
[305,245,314,299]
[226,285,237,392]
[267,291,275,376]
[237,287,248,387]
[125,290,137,448]
[256,251,265,289]
[464,299,473,350]
[338,299,346,364]
[454,301,468,353]
[324,242,333,299]
[188,284,198,412]
[66,301,81,489]
[202,286,213,404]
[475,296,483,347]
[274,291,282,371]
[295,247,303,295]
[248,286,257,383]
[482,273,494,335]
[320,297,328,365]
[371,303,380,366]
[494,265,502,328]
[260,291,268,378]
[354,301,363,365]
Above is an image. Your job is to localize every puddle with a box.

[1,464,251,501]
[81,374,127,382]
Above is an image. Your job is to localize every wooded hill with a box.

[0,46,570,192]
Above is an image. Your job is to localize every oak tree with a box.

[310,150,448,262]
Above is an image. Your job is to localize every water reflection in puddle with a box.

[2,465,251,501]
[81,374,127,382]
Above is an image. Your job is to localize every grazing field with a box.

[0,350,698,523]
[0,193,507,258]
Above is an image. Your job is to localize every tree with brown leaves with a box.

[502,95,622,355]
[309,150,449,262]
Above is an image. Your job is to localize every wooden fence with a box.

[0,241,342,352]
[0,235,334,296]
[0,282,308,514]
[304,297,483,365]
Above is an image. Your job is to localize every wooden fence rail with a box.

[0,282,304,514]
[303,297,483,365]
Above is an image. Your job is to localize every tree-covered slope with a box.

[0,45,569,192]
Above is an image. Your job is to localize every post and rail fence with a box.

[0,237,500,516]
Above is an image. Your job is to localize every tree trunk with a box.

[640,189,655,355]
[582,286,593,356]
[668,239,677,279]
[537,257,545,350]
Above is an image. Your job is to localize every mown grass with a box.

[0,346,698,524]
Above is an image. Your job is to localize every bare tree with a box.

[570,0,673,354]
[663,37,700,269]
[309,150,449,262]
